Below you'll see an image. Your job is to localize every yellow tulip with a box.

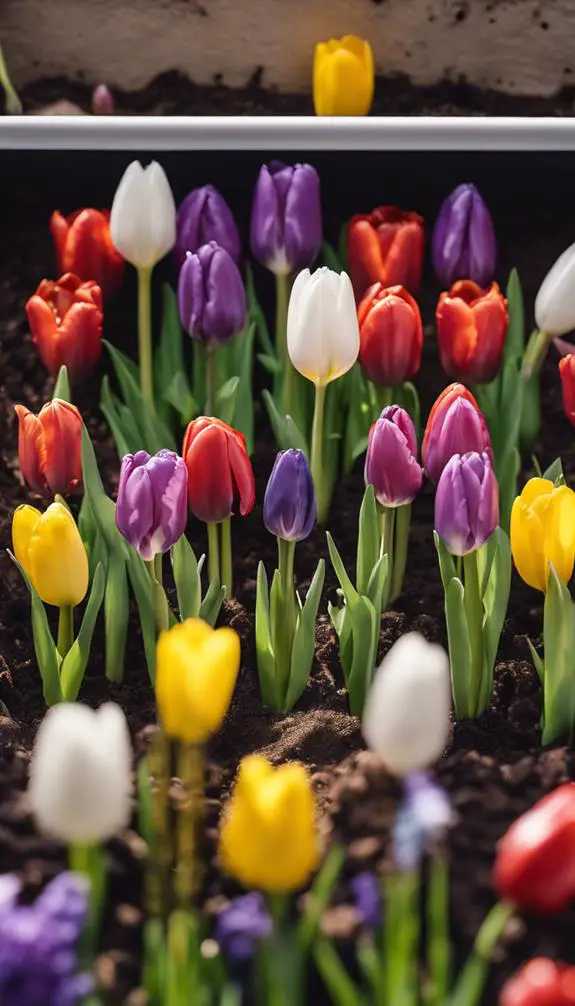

[313,35,374,117]
[219,754,320,892]
[155,618,240,744]
[510,478,575,591]
[12,502,89,607]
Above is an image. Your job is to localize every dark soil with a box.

[2,177,575,1004]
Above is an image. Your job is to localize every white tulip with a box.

[110,160,177,269]
[535,242,575,336]
[287,267,360,386]
[29,703,132,843]
[362,633,451,776]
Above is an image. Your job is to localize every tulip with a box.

[15,398,82,497]
[535,241,575,338]
[436,279,508,384]
[348,206,424,302]
[431,183,497,288]
[115,449,188,561]
[559,354,575,426]
[29,702,132,843]
[216,893,273,962]
[362,633,451,776]
[435,451,499,557]
[313,35,374,117]
[26,273,103,384]
[392,773,453,873]
[358,283,423,388]
[219,754,319,892]
[511,478,575,592]
[493,783,575,915]
[501,959,575,1006]
[156,618,240,744]
[422,383,492,484]
[263,449,316,542]
[350,873,381,929]
[91,83,115,114]
[250,161,322,278]
[365,406,422,509]
[175,184,241,271]
[50,208,125,296]
[13,501,89,608]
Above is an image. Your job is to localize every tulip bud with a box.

[510,478,575,592]
[362,633,451,776]
[493,783,575,915]
[15,398,82,497]
[110,160,176,269]
[50,209,125,296]
[178,242,246,346]
[422,383,492,484]
[29,702,132,843]
[250,161,322,276]
[501,959,575,1006]
[365,406,423,508]
[91,83,115,115]
[12,502,89,607]
[287,267,359,386]
[156,618,241,744]
[358,283,423,387]
[313,35,374,116]
[219,754,319,892]
[431,183,497,288]
[435,451,499,556]
[26,273,103,384]
[348,206,425,302]
[182,417,255,524]
[559,355,575,427]
[175,184,241,271]
[436,279,508,384]
[115,449,188,561]
[263,449,316,541]
[535,242,575,337]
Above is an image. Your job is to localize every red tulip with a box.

[493,783,575,915]
[182,417,255,524]
[348,206,424,302]
[436,279,508,383]
[50,209,124,297]
[26,273,103,384]
[15,399,82,497]
[500,959,575,1006]
[358,283,423,387]
[559,355,575,427]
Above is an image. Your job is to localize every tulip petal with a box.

[40,400,83,496]
[543,486,575,585]
[12,504,41,578]
[15,406,47,495]
[511,498,547,591]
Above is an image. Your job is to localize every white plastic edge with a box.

[1,115,575,150]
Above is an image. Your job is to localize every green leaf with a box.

[247,264,275,359]
[504,268,525,363]
[298,844,346,951]
[342,365,370,474]
[171,535,201,620]
[527,638,545,683]
[365,552,389,618]
[320,241,342,271]
[215,376,239,427]
[255,560,276,706]
[105,340,175,453]
[60,564,106,701]
[356,484,380,595]
[433,531,456,592]
[8,551,62,706]
[542,563,575,745]
[53,365,71,402]
[326,532,359,609]
[156,283,190,423]
[198,576,225,627]
[104,549,130,684]
[125,550,156,682]
[482,528,511,685]
[100,376,135,458]
[231,322,255,454]
[346,594,379,718]
[163,372,197,424]
[542,457,565,486]
[262,390,309,454]
[284,559,325,710]
[81,425,128,553]
[257,352,283,375]
[444,576,473,720]
[402,381,421,438]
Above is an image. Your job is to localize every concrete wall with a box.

[2,0,574,98]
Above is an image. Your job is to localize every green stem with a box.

[463,549,484,718]
[379,505,396,611]
[449,901,515,1006]
[389,503,411,604]
[175,742,204,907]
[146,559,170,635]
[426,854,451,1006]
[311,382,328,523]
[57,605,74,660]
[0,43,22,114]
[207,522,220,587]
[221,517,232,599]
[376,385,395,415]
[275,537,296,710]
[275,273,290,364]
[138,265,155,414]
[264,894,300,1006]
[205,343,219,415]
[522,327,551,380]
[69,841,107,966]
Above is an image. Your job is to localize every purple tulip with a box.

[175,184,241,272]
[393,773,453,873]
[263,449,316,542]
[431,183,497,288]
[423,396,492,485]
[435,451,499,556]
[250,161,322,275]
[115,449,188,561]
[365,406,423,508]
[350,872,381,929]
[216,893,272,962]
[178,242,247,345]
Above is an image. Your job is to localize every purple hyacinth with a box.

[431,183,497,289]
[115,449,188,561]
[0,871,93,1006]
[423,397,492,485]
[365,406,423,508]
[178,242,247,346]
[393,773,453,873]
[263,449,317,542]
[174,185,241,272]
[250,161,323,276]
[350,872,382,929]
[216,893,273,962]
[435,451,499,557]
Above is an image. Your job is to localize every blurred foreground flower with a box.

[313,35,374,116]
[422,383,492,484]
[348,206,424,302]
[216,892,272,962]
[393,773,453,873]
[116,449,188,562]
[511,477,575,592]
[500,958,575,1006]
[15,398,82,497]
[50,208,124,296]
[358,283,423,389]
[13,501,88,608]
[176,184,241,271]
[436,279,508,384]
[350,872,381,929]
[431,182,497,288]
[26,273,103,384]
